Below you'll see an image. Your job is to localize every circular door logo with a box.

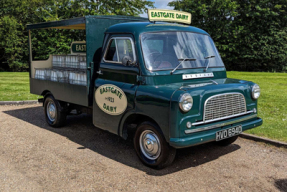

[95,84,128,115]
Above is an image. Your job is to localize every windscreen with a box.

[141,32,225,71]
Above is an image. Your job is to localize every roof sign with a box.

[148,9,192,24]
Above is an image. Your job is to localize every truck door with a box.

[93,35,139,135]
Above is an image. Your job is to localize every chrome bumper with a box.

[185,113,257,134]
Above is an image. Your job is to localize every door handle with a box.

[97,70,103,75]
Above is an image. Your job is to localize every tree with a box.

[169,0,287,72]
[0,0,154,71]
[0,0,44,71]
[230,0,287,71]
[0,16,24,71]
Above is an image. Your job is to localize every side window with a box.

[105,39,117,61]
[117,39,134,62]
[104,37,136,64]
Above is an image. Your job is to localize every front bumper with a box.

[169,116,263,149]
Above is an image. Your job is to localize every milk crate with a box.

[78,55,86,69]
[52,55,66,68]
[57,70,69,83]
[50,70,58,82]
[69,71,87,86]
[35,68,51,80]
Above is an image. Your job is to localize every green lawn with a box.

[227,71,287,142]
[0,72,41,101]
[0,71,287,142]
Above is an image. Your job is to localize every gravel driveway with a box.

[0,104,286,191]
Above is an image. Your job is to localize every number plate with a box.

[216,125,242,141]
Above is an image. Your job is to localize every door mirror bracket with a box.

[122,56,137,66]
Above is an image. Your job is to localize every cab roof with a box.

[106,22,209,36]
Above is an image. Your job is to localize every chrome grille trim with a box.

[192,93,247,126]
[204,93,246,121]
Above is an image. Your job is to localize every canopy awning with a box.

[27,16,149,30]
[27,17,86,30]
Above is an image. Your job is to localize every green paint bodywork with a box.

[97,21,262,148]
[28,17,262,149]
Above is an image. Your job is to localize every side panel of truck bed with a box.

[30,78,88,106]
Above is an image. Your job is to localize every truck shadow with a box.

[274,179,287,192]
[4,106,241,176]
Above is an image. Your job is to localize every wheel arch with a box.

[41,90,52,106]
[42,91,67,112]
[119,113,165,141]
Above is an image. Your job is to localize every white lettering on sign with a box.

[182,73,214,80]
[95,84,127,115]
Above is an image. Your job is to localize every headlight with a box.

[179,93,193,112]
[251,84,260,99]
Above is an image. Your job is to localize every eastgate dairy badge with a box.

[95,84,127,115]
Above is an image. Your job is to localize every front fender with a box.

[134,85,177,140]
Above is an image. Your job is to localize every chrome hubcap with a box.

[47,101,56,122]
[139,130,161,160]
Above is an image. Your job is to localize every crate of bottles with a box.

[52,55,86,69]
[57,70,69,83]
[52,55,66,68]
[49,69,69,83]
[69,71,87,86]
[50,70,58,82]
[35,68,51,80]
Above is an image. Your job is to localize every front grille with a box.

[204,93,246,122]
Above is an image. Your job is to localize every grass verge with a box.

[228,71,287,142]
[0,72,40,101]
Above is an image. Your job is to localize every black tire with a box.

[216,135,238,146]
[44,95,66,128]
[134,121,176,169]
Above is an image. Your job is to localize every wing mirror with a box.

[122,56,137,66]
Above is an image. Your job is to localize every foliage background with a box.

[0,0,153,71]
[169,0,287,72]
[0,0,287,72]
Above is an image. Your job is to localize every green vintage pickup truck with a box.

[27,10,262,169]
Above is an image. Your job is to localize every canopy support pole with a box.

[28,30,32,78]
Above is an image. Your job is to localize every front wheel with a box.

[134,121,176,169]
[44,95,66,128]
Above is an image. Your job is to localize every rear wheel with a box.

[216,136,238,146]
[134,121,176,169]
[44,95,66,128]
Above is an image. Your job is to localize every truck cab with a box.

[27,11,262,169]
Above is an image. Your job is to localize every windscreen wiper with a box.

[170,58,196,74]
[204,55,215,72]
